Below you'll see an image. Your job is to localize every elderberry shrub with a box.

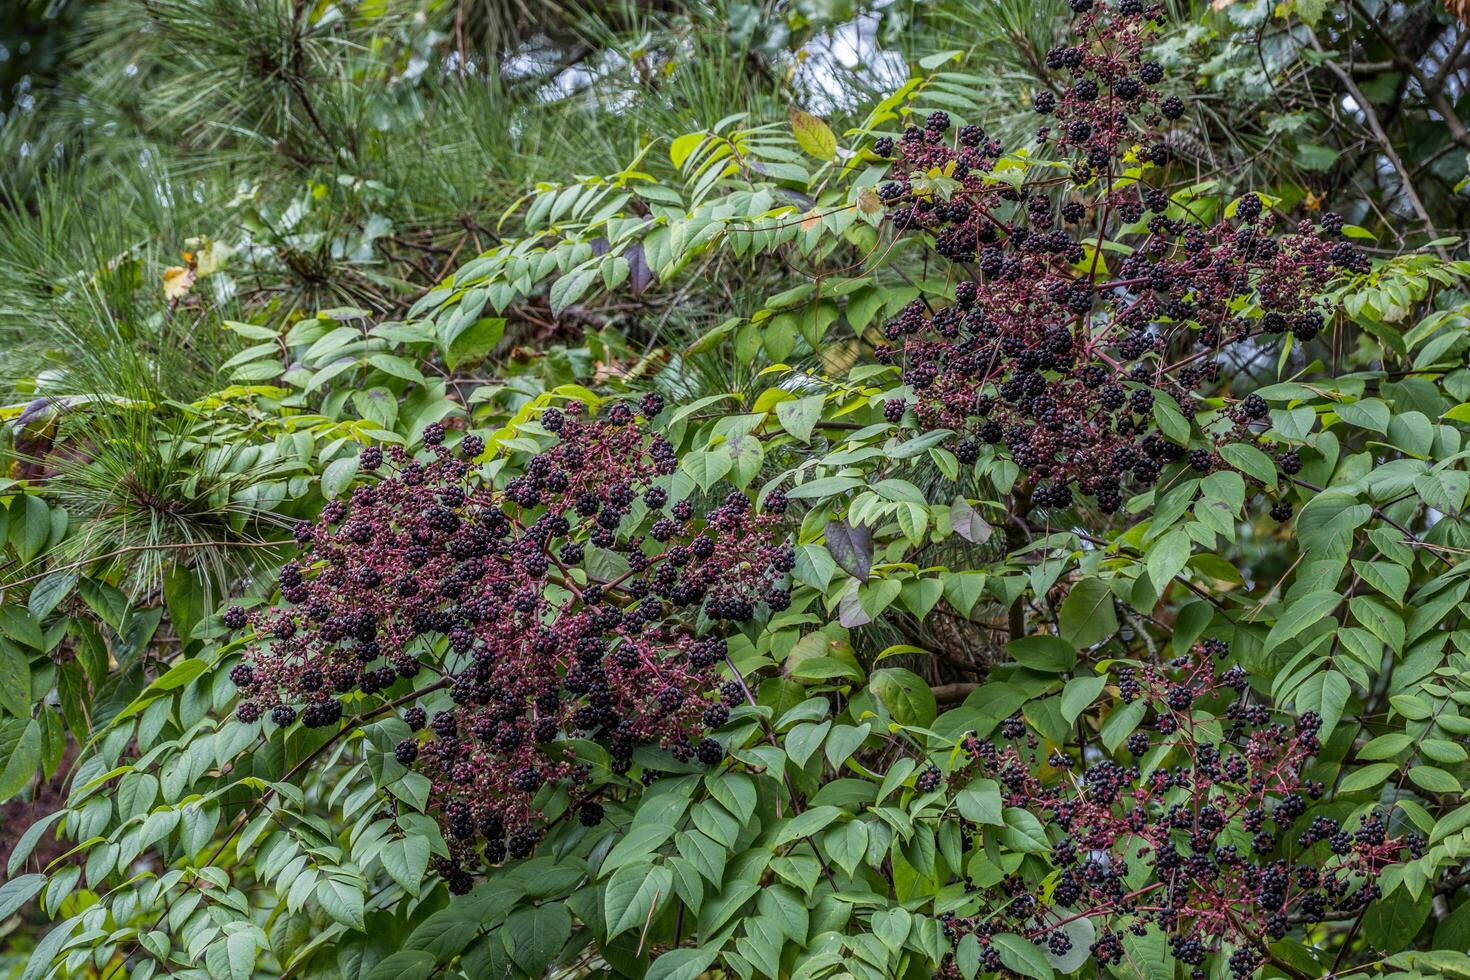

[933,642,1418,978]
[227,403,791,890]
[873,1,1365,515]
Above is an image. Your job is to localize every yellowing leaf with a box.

[790,108,837,161]
[190,237,233,276]
[855,186,883,226]
[162,266,195,301]
[670,132,706,170]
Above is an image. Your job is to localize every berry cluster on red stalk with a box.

[931,641,1420,978]
[870,0,1367,516]
[225,397,790,891]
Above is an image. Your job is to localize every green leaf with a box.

[315,878,366,930]
[1353,559,1410,604]
[444,317,505,370]
[697,879,760,936]
[1338,762,1398,793]
[1100,699,1147,753]
[1386,951,1470,979]
[11,496,50,564]
[225,929,257,980]
[8,810,61,877]
[602,255,630,291]
[1423,739,1469,764]
[1043,914,1095,973]
[1296,492,1372,555]
[872,906,912,954]
[1363,887,1431,952]
[645,946,720,980]
[321,455,360,498]
[1152,396,1190,444]
[999,807,1049,853]
[28,571,77,621]
[0,873,45,920]
[1264,591,1341,653]
[0,719,40,802]
[785,475,865,499]
[957,934,981,980]
[670,132,706,169]
[503,903,572,975]
[825,723,870,769]
[775,393,825,443]
[869,668,937,726]
[1359,732,1413,760]
[0,639,31,718]
[380,836,429,896]
[706,772,757,823]
[1410,765,1461,794]
[1146,528,1192,590]
[955,779,1003,825]
[602,823,676,873]
[605,863,674,938]
[0,607,43,651]
[675,829,726,885]
[773,806,843,845]
[1006,636,1076,673]
[1058,579,1117,649]
[548,268,598,315]
[365,952,437,980]
[1218,442,1277,488]
[19,920,75,980]
[1060,675,1107,725]
[368,353,425,383]
[1416,469,1469,515]
[1350,595,1404,652]
[786,720,831,767]
[150,658,209,692]
[681,450,733,491]
[1294,670,1350,740]
[992,933,1054,979]
[824,819,869,876]
[1336,397,1391,433]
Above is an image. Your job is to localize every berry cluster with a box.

[871,0,1366,514]
[227,400,790,889]
[931,642,1418,978]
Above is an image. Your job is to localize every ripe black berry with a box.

[916,766,943,792]
[696,737,723,765]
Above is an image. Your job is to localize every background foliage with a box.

[4,0,1470,978]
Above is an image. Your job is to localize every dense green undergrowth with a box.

[5,1,1470,979]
